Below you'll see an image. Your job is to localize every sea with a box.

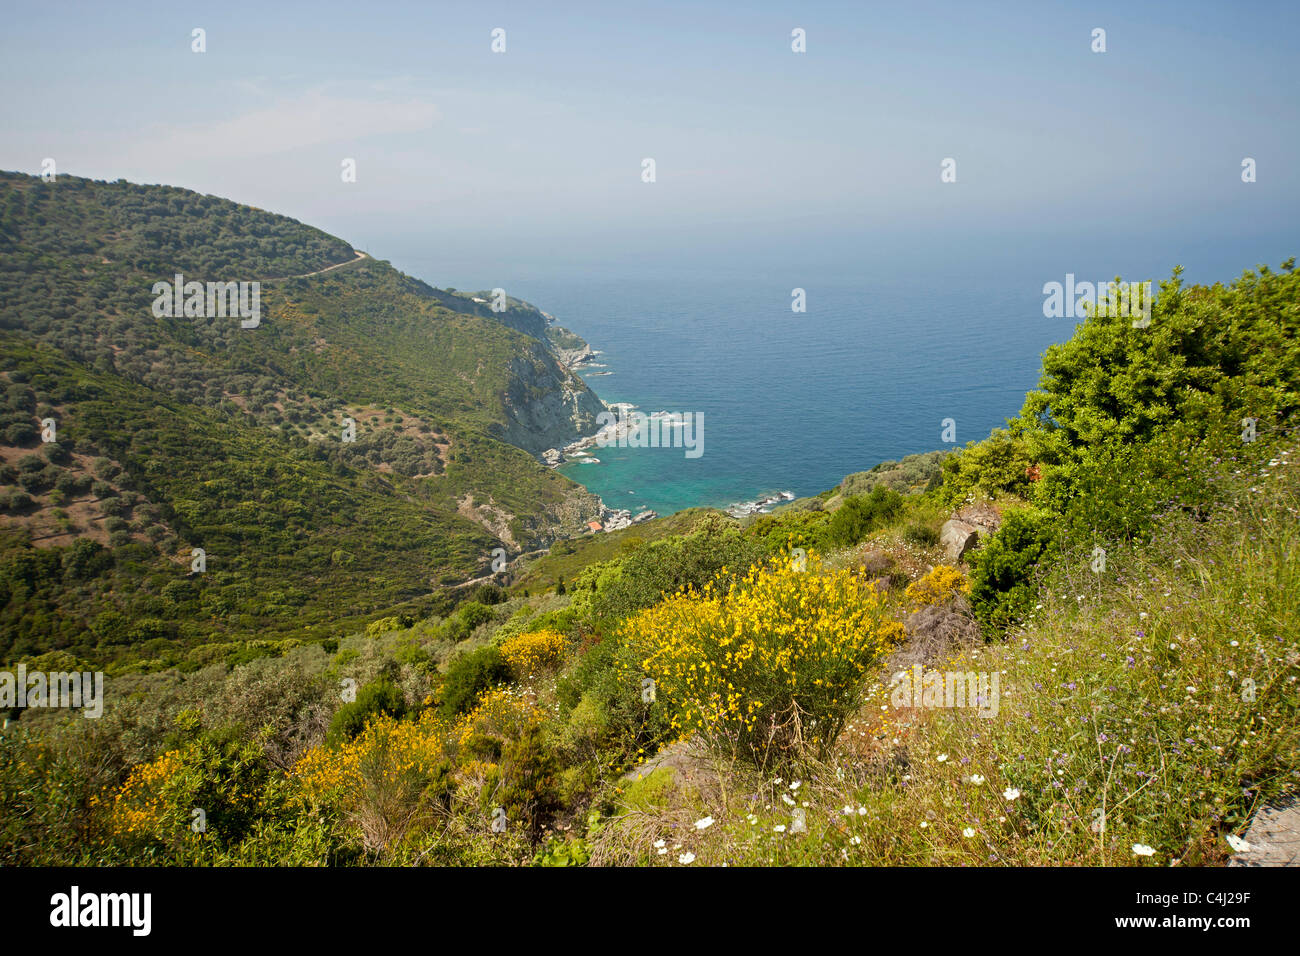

[389,234,1291,518]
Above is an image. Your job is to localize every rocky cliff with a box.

[492,339,607,456]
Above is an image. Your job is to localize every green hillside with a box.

[0,172,605,666]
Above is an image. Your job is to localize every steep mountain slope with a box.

[0,172,606,663]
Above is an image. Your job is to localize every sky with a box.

[2,0,1298,285]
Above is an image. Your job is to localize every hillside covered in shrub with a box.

[0,173,608,665]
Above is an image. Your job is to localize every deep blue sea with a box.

[515,273,1050,516]
[390,235,1291,517]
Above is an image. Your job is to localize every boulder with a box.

[860,548,895,577]
[940,519,980,562]
[954,502,1002,535]
[1227,795,1300,867]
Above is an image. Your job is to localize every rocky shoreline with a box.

[551,341,600,370]
[548,402,660,533]
[543,344,658,533]
[725,490,795,518]
[596,507,660,532]
[541,400,637,468]
[544,333,790,533]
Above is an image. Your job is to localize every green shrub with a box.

[394,640,431,670]
[1020,265,1300,459]
[939,429,1034,506]
[902,522,940,547]
[1043,424,1275,550]
[745,508,832,555]
[4,422,36,445]
[840,450,948,497]
[365,616,402,638]
[968,507,1061,632]
[827,486,902,546]
[444,601,493,641]
[437,645,510,718]
[327,677,407,743]
[587,513,765,628]
[469,583,506,606]
[497,723,562,839]
[554,632,673,763]
[0,490,33,513]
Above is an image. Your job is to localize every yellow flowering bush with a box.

[450,686,544,755]
[292,687,549,853]
[104,734,287,858]
[447,687,557,836]
[499,629,567,678]
[621,555,904,767]
[106,749,187,843]
[905,564,970,607]
[293,711,450,804]
[293,711,455,855]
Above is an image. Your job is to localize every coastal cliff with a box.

[489,327,607,457]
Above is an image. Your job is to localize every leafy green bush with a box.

[496,723,562,839]
[469,583,506,606]
[437,645,510,718]
[840,450,947,497]
[1013,263,1299,468]
[902,522,940,547]
[587,513,765,628]
[1041,427,1252,548]
[968,507,1061,632]
[327,678,407,743]
[827,486,902,546]
[939,429,1034,506]
[444,601,493,642]
[745,508,831,555]
[554,634,673,763]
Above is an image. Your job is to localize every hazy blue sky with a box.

[3,1,1297,284]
